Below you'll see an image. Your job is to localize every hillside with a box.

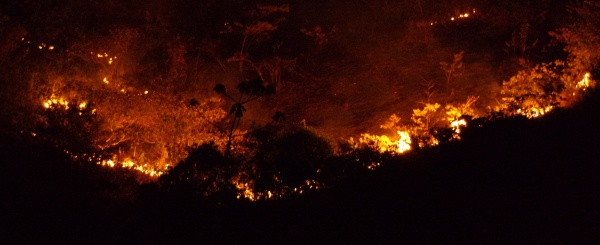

[2,88,599,244]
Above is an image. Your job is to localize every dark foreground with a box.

[2,91,600,244]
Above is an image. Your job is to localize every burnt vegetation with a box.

[1,0,600,243]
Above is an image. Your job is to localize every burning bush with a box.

[500,61,594,118]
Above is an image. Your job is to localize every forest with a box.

[1,0,599,243]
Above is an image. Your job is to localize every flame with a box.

[516,106,553,118]
[42,95,70,109]
[99,159,165,176]
[359,131,411,154]
[577,73,591,89]
[451,119,467,133]
[395,131,412,153]
[234,178,324,201]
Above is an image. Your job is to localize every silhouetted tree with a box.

[205,78,275,156]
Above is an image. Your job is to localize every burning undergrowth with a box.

[24,64,595,201]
